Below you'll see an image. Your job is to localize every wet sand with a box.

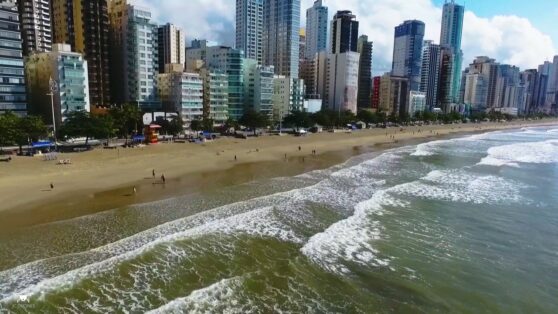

[0,120,556,233]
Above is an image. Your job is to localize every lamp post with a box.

[48,77,58,151]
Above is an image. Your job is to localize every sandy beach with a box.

[0,120,556,232]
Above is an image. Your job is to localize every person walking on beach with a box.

[133,186,137,194]
[152,169,155,178]
[50,182,54,190]
[161,174,166,184]
[234,155,237,161]
[298,146,301,151]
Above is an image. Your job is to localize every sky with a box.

[137,0,557,74]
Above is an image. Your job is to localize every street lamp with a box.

[48,77,58,151]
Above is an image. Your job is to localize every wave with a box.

[478,139,558,167]
[146,276,249,314]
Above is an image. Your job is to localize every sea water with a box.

[0,126,557,313]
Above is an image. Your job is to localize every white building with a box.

[409,91,426,116]
[158,68,203,125]
[244,59,274,118]
[25,43,90,125]
[325,52,360,113]
[109,0,160,110]
[201,68,229,125]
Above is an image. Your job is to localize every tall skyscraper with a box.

[440,0,465,104]
[391,20,425,91]
[109,0,160,110]
[236,0,263,64]
[52,0,111,113]
[420,40,441,110]
[158,23,186,73]
[330,10,359,54]
[357,35,373,109]
[305,0,328,59]
[17,0,52,55]
[263,0,300,78]
[0,0,26,116]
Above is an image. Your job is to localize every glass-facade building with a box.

[109,0,160,111]
[263,0,300,78]
[440,0,465,105]
[25,44,90,126]
[392,20,425,92]
[305,0,328,59]
[0,0,26,116]
[186,43,245,120]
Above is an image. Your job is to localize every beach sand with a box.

[0,120,556,232]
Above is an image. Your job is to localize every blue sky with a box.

[139,0,557,72]
[433,0,558,45]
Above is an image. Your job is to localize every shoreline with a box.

[1,120,556,232]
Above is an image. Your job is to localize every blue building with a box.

[440,0,465,106]
[305,0,328,59]
[392,20,425,91]
[263,0,300,78]
[0,0,26,116]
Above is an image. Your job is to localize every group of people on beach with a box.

[132,169,166,195]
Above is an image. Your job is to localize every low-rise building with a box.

[244,59,274,118]
[273,76,305,122]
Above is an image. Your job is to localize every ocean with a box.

[0,126,557,313]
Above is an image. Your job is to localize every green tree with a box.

[311,110,334,129]
[239,109,269,135]
[109,104,142,145]
[190,119,203,132]
[0,112,18,151]
[283,110,313,130]
[202,118,214,132]
[58,111,95,145]
[15,115,47,154]
[357,110,380,125]
[168,117,184,136]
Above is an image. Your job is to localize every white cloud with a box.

[139,0,556,72]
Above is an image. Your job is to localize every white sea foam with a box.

[146,277,249,314]
[0,147,407,303]
[301,191,397,275]
[411,140,449,157]
[393,169,528,205]
[478,139,558,167]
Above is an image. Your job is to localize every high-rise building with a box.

[186,42,245,120]
[299,29,306,62]
[201,68,229,125]
[16,0,52,55]
[330,10,359,54]
[0,0,26,116]
[437,46,456,112]
[52,0,111,113]
[305,0,328,59]
[392,20,425,91]
[325,52,360,114]
[25,44,90,125]
[158,23,185,74]
[158,68,204,125]
[462,56,498,112]
[440,0,465,104]
[244,59,274,118]
[371,76,381,110]
[519,69,537,115]
[263,0,300,78]
[409,91,427,115]
[109,0,160,111]
[378,73,409,116]
[419,40,441,111]
[236,0,263,64]
[357,35,373,109]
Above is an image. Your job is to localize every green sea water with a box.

[1,126,557,313]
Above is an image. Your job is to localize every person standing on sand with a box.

[161,174,166,184]
[234,155,237,161]
[50,183,54,190]
[298,146,301,151]
[152,169,155,178]
[133,186,137,194]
